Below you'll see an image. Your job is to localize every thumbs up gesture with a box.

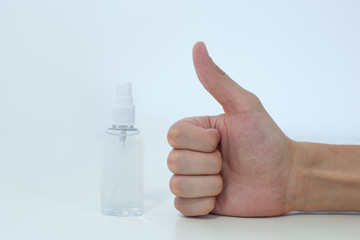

[167,42,297,217]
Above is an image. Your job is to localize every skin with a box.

[167,42,360,217]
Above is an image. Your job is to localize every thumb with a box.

[193,41,257,114]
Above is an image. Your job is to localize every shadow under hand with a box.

[172,211,360,240]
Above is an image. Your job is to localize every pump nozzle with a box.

[112,82,135,126]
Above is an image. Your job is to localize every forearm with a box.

[292,142,360,212]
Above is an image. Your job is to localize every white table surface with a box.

[1,178,360,240]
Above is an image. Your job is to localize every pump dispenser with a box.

[112,83,135,126]
[101,83,143,217]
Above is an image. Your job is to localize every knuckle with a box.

[169,175,184,196]
[233,92,264,113]
[248,92,260,102]
[174,197,186,214]
[248,92,264,110]
[174,198,196,217]
[167,124,181,147]
[167,150,181,173]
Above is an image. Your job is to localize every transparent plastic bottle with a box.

[101,83,143,217]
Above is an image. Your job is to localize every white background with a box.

[0,0,360,239]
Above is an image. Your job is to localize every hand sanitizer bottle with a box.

[101,83,143,217]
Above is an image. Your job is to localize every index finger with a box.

[167,117,220,153]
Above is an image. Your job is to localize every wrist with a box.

[285,140,307,212]
[288,141,313,211]
[289,141,360,212]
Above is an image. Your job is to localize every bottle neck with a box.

[112,124,134,130]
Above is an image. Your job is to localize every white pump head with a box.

[112,82,135,126]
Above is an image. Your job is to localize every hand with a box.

[167,42,297,217]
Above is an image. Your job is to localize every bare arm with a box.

[291,142,360,212]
